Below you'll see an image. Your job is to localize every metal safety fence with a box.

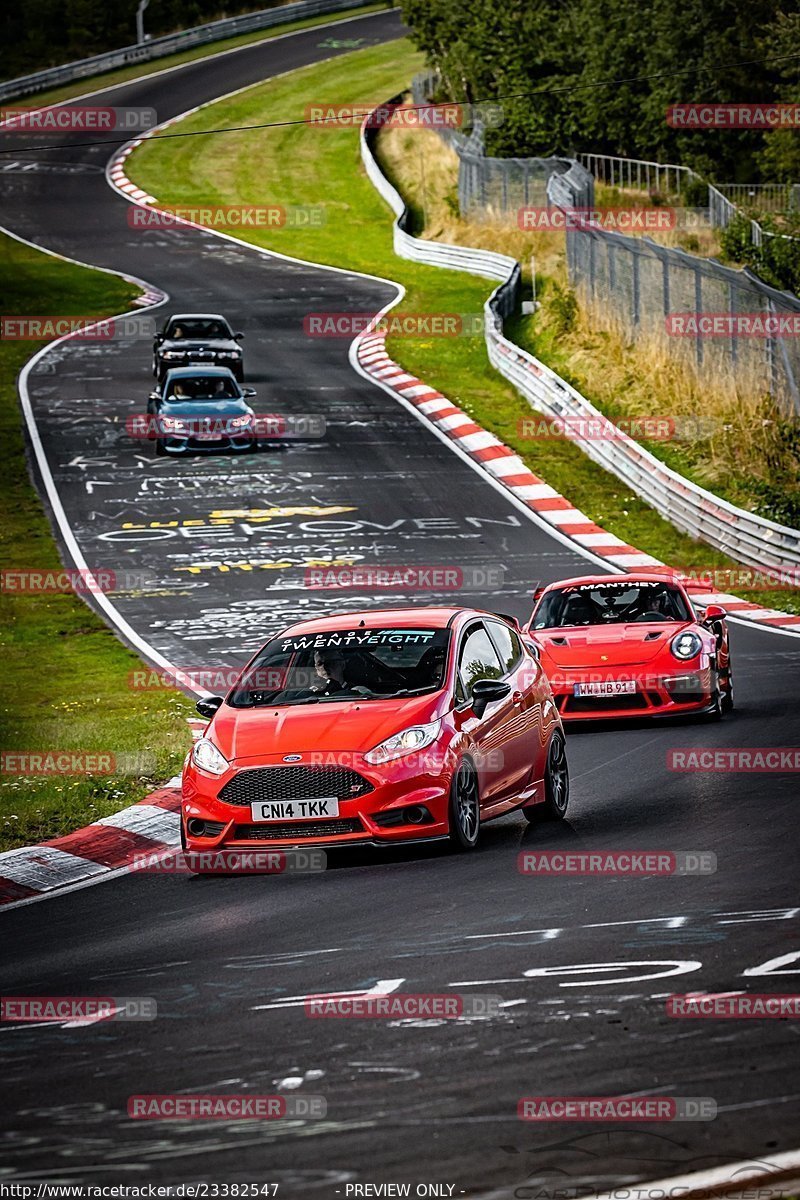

[360,101,800,570]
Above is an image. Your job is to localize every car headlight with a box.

[364,719,441,765]
[671,630,703,660]
[192,737,229,776]
[228,415,252,429]
[217,350,241,358]
[161,350,185,359]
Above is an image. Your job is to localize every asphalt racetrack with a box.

[1,8,799,1191]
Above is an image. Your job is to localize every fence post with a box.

[632,246,640,327]
[694,262,703,367]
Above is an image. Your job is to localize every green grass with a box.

[126,38,799,616]
[0,234,193,852]
[5,3,387,109]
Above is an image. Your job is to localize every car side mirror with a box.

[703,604,727,622]
[196,696,223,719]
[148,391,159,402]
[234,332,244,340]
[471,678,511,718]
[242,386,256,397]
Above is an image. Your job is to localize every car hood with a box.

[210,692,445,763]
[160,338,237,351]
[160,399,251,417]
[533,622,689,668]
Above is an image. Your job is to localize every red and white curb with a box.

[0,783,181,907]
[355,330,800,634]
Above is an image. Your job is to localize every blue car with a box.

[147,366,257,456]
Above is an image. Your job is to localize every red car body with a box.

[525,573,733,722]
[181,607,567,856]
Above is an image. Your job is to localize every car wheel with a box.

[448,760,481,851]
[706,669,723,721]
[524,731,569,822]
[721,670,734,714]
[155,438,166,456]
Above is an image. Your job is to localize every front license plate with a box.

[575,680,637,697]
[195,430,221,441]
[250,798,339,822]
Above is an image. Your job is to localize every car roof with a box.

[276,607,514,637]
[163,365,238,379]
[164,313,229,323]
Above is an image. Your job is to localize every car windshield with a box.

[229,626,451,708]
[166,376,240,401]
[532,581,691,628]
[166,318,230,339]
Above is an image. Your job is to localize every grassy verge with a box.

[126,40,799,615]
[5,3,387,109]
[0,235,192,852]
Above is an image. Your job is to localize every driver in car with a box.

[311,648,354,696]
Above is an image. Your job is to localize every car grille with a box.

[232,819,365,840]
[219,765,373,807]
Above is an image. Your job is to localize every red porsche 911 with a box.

[181,607,568,856]
[525,573,733,722]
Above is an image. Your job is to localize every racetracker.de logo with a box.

[304,565,505,590]
[2,568,152,594]
[1,315,155,341]
[128,204,326,230]
[667,994,800,1018]
[131,850,327,875]
[518,416,677,442]
[303,312,484,337]
[666,313,800,337]
[518,207,676,232]
[667,748,800,772]
[518,850,716,876]
[305,993,501,1018]
[517,1096,717,1122]
[0,105,157,132]
[127,1094,326,1119]
[666,103,800,128]
[304,101,464,129]
[1,996,157,1022]
[1,751,155,776]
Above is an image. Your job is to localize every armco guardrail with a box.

[360,100,800,572]
[0,0,375,103]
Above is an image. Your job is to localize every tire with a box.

[721,670,734,714]
[706,668,723,721]
[155,438,166,456]
[524,731,569,822]
[448,760,481,851]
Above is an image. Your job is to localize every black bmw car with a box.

[152,313,245,382]
[147,366,256,456]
